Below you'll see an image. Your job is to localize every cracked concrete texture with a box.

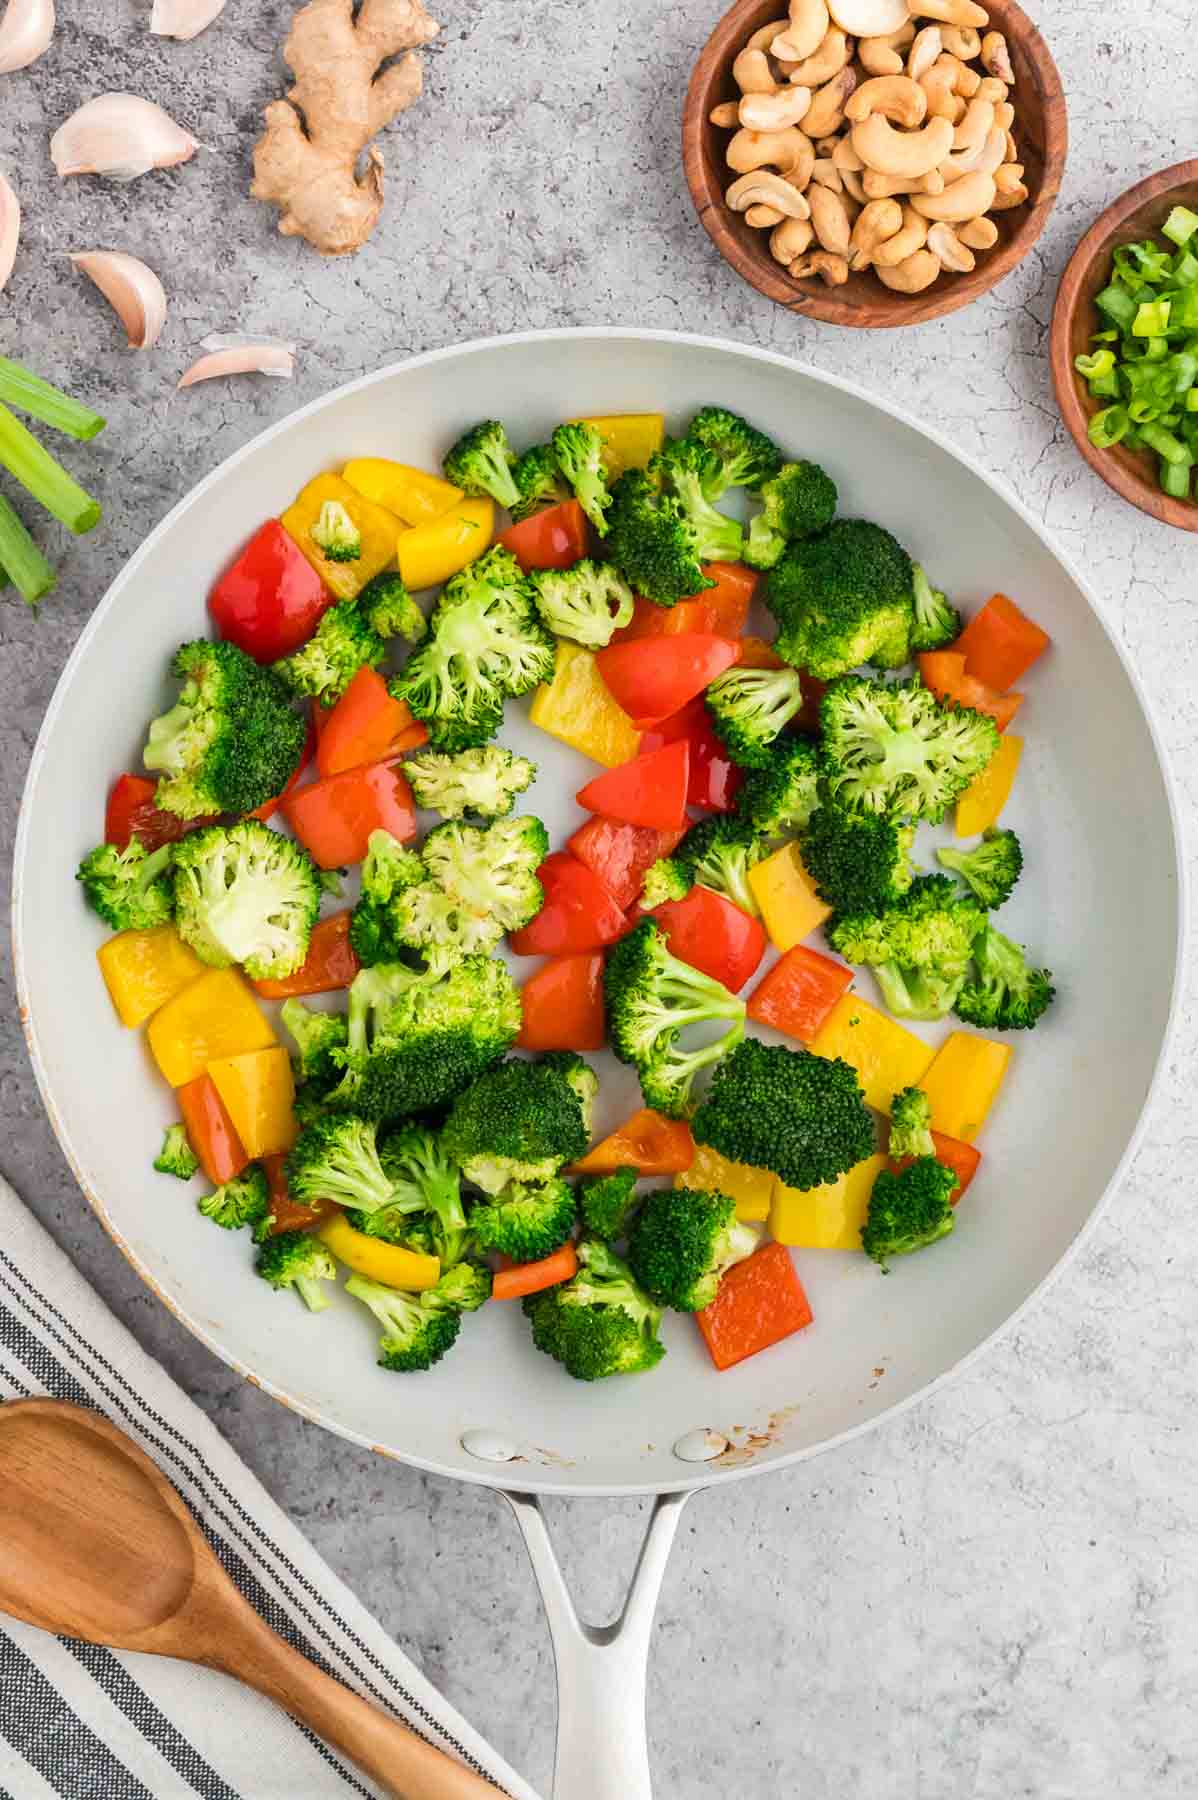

[3,2,1198,1794]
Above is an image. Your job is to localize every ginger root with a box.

[252,0,439,257]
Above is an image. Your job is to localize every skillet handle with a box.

[501,1489,693,1800]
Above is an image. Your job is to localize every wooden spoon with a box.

[0,1399,497,1800]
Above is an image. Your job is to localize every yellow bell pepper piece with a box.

[748,843,831,953]
[570,414,666,479]
[96,926,206,1029]
[920,1032,1012,1142]
[956,734,1023,838]
[770,1154,887,1250]
[147,968,277,1089]
[529,641,642,768]
[281,473,400,603]
[810,995,934,1114]
[207,1047,297,1161]
[341,458,462,527]
[677,1143,774,1224]
[318,1212,441,1291]
[396,496,494,591]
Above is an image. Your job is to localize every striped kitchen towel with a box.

[0,1173,541,1800]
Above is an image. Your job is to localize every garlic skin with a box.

[51,94,198,181]
[0,172,18,293]
[178,337,296,388]
[70,251,167,349]
[0,0,55,74]
[150,0,227,41]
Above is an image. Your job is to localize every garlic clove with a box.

[70,251,167,349]
[0,171,19,293]
[150,0,227,41]
[51,94,198,181]
[0,0,54,73]
[178,338,296,388]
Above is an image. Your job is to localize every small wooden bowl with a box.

[1051,160,1198,533]
[682,0,1067,329]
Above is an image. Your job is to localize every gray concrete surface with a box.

[3,2,1198,1794]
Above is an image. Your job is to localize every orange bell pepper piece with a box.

[316,667,427,778]
[695,1242,813,1370]
[955,594,1050,692]
[517,953,607,1052]
[253,911,360,999]
[262,1153,337,1236]
[568,1108,695,1176]
[492,1244,579,1301]
[206,1046,297,1161]
[176,1073,249,1186]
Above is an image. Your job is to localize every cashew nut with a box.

[958,214,999,250]
[845,74,927,128]
[977,76,1008,104]
[876,249,942,292]
[746,204,786,227]
[1005,127,1018,162]
[862,166,944,198]
[857,21,914,76]
[871,204,930,265]
[739,86,814,130]
[992,164,1028,209]
[785,27,851,86]
[914,0,989,28]
[773,0,831,64]
[994,100,1015,132]
[906,25,943,82]
[940,24,981,59]
[953,96,996,153]
[826,0,908,34]
[910,169,996,221]
[841,166,868,204]
[832,134,864,172]
[848,196,902,268]
[733,47,777,95]
[808,181,853,254]
[814,136,842,157]
[746,20,789,53]
[770,217,815,263]
[940,123,1005,183]
[802,65,857,138]
[709,102,740,128]
[926,220,976,272]
[727,126,815,186]
[981,29,1014,83]
[920,68,962,121]
[936,53,982,97]
[790,249,849,284]
[811,158,843,192]
[727,170,812,220]
[852,112,954,179]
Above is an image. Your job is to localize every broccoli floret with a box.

[937,829,1024,910]
[327,956,521,1122]
[511,444,566,523]
[765,520,915,680]
[537,1051,598,1139]
[436,1261,492,1312]
[692,1037,875,1191]
[799,804,916,914]
[605,919,746,1119]
[862,1159,957,1270]
[578,1169,640,1242]
[154,1123,198,1180]
[524,1239,664,1381]
[736,737,822,839]
[956,924,1056,1032]
[705,664,805,769]
[349,830,427,966]
[744,460,839,570]
[686,406,782,495]
[651,438,744,564]
[286,1113,398,1221]
[391,547,555,751]
[674,815,769,918]
[443,1059,589,1194]
[470,1176,577,1261]
[821,675,1000,823]
[402,745,536,820]
[171,819,321,981]
[256,1229,338,1311]
[628,1186,757,1312]
[389,882,507,970]
[639,857,692,909]
[143,639,307,820]
[443,420,522,512]
[309,499,361,563]
[76,840,174,931]
[551,421,614,536]
[273,603,384,706]
[910,565,961,653]
[378,1124,469,1266]
[199,1166,274,1236]
[422,814,548,932]
[605,469,714,608]
[358,570,427,645]
[529,559,635,649]
[345,1274,461,1371]
[887,1086,935,1161]
[829,875,987,1023]
[281,1000,350,1093]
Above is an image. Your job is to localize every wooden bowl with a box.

[1051,160,1198,533]
[682,0,1067,329]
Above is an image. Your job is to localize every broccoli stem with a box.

[0,494,56,605]
[0,356,107,442]
[0,400,102,534]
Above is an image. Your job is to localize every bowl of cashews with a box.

[683,0,1066,327]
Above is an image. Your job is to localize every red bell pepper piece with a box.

[104,774,214,852]
[890,1133,981,1206]
[650,885,766,991]
[747,945,854,1044]
[247,719,316,824]
[492,1243,580,1301]
[612,563,758,643]
[262,1152,338,1235]
[576,739,690,831]
[640,696,743,813]
[253,911,360,999]
[595,633,740,727]
[918,651,1023,732]
[566,817,686,910]
[955,594,1050,693]
[695,1242,813,1371]
[517,952,607,1052]
[568,1108,695,1176]
[282,758,417,869]
[498,499,589,572]
[508,852,628,956]
[208,519,333,665]
[176,1073,249,1187]
[316,666,428,779]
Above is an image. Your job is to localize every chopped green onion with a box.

[0,494,57,606]
[1092,329,1120,343]
[1133,301,1171,337]
[1075,348,1116,381]
[1187,390,1198,413]
[1164,205,1198,249]
[1140,422,1190,465]
[0,357,106,442]
[1088,405,1130,449]
[1160,457,1193,500]
[1095,283,1138,329]
[0,401,101,534]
